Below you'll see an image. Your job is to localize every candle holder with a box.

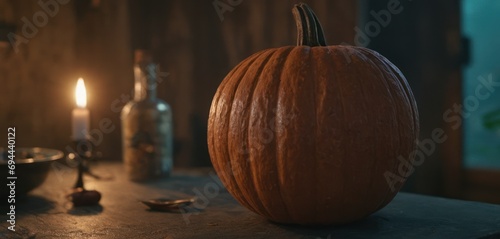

[66,139,102,206]
[69,139,95,189]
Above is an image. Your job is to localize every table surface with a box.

[1,161,500,239]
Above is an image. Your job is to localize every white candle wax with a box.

[72,108,89,140]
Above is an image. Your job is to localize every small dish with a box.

[1,147,64,196]
[140,197,196,211]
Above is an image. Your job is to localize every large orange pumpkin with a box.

[208,3,419,225]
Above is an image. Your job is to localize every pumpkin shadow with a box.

[478,232,500,239]
[270,214,393,238]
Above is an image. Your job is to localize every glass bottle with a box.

[121,50,173,181]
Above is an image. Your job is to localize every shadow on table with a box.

[479,232,500,239]
[273,213,500,238]
[1,195,57,217]
[67,204,104,216]
[271,213,401,238]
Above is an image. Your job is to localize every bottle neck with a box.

[133,63,157,101]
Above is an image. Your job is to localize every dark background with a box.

[1,0,498,203]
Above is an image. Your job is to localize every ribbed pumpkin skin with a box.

[207,45,419,225]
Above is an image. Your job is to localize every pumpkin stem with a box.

[292,3,327,47]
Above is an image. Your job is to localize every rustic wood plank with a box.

[74,0,133,161]
[360,0,468,199]
[0,0,77,152]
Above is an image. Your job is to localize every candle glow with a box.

[75,78,87,108]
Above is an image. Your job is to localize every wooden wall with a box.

[0,0,358,167]
[361,0,471,199]
[0,0,79,155]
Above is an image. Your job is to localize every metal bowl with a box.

[1,147,64,197]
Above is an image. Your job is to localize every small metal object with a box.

[67,187,102,207]
[140,197,196,211]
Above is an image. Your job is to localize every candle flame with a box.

[75,78,87,108]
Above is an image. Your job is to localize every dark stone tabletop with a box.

[1,162,500,239]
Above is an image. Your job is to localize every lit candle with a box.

[72,78,90,140]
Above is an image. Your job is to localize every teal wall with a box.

[463,0,500,168]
